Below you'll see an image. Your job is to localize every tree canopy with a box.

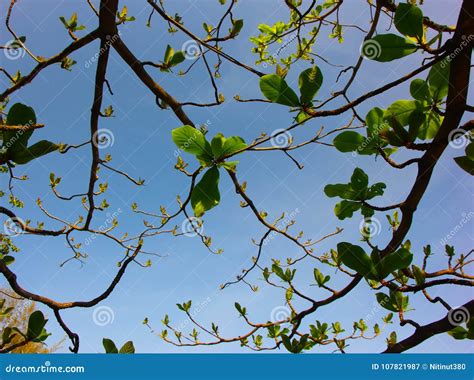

[0,0,472,353]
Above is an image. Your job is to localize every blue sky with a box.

[0,0,472,353]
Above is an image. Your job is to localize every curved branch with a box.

[381,0,474,255]
[383,300,474,353]
[0,243,142,310]
[0,29,101,102]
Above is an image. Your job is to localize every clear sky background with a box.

[0,0,472,353]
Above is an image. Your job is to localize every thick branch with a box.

[383,300,474,353]
[84,0,117,229]
[0,29,101,102]
[381,0,473,256]
[112,38,195,127]
[0,243,141,310]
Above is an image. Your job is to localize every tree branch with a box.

[383,300,474,353]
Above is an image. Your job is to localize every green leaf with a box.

[221,136,247,158]
[211,134,246,160]
[11,140,59,165]
[428,60,450,101]
[272,264,286,281]
[119,341,135,354]
[280,334,307,353]
[325,168,384,204]
[390,290,409,312]
[169,51,185,67]
[2,327,15,345]
[4,103,36,151]
[259,74,300,107]
[230,19,244,36]
[448,326,468,340]
[334,200,361,220]
[361,107,388,153]
[364,34,417,62]
[164,45,174,64]
[467,319,474,340]
[409,79,430,101]
[387,331,398,345]
[386,117,409,145]
[285,287,293,302]
[27,311,48,340]
[333,131,365,153]
[276,64,288,79]
[313,268,330,287]
[412,265,425,285]
[366,107,387,138]
[103,338,119,353]
[361,204,374,218]
[171,125,212,159]
[381,130,404,147]
[211,133,225,158]
[298,66,323,105]
[234,302,246,316]
[222,161,239,172]
[394,3,424,41]
[325,168,383,202]
[324,183,357,200]
[376,248,413,279]
[59,16,69,28]
[295,110,311,125]
[385,100,423,126]
[376,293,398,312]
[407,109,426,141]
[119,6,128,18]
[350,168,368,191]
[2,255,15,265]
[69,13,78,27]
[418,110,442,140]
[337,242,375,278]
[280,334,294,352]
[466,143,474,160]
[177,300,192,312]
[191,167,220,217]
[454,156,474,176]
[374,324,381,335]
